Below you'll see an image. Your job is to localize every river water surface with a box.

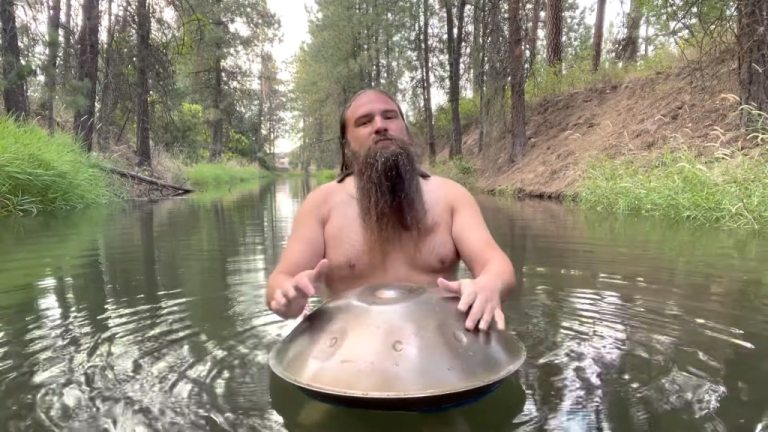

[1,178,767,431]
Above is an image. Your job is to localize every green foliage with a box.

[433,97,480,137]
[429,157,477,190]
[0,117,113,216]
[154,102,209,162]
[184,162,272,191]
[577,148,768,230]
[312,169,338,184]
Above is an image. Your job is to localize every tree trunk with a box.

[208,0,224,162]
[508,0,527,162]
[615,0,642,63]
[591,0,606,72]
[545,0,563,71]
[471,0,486,95]
[73,0,100,152]
[444,0,467,159]
[528,0,541,68]
[97,0,116,151]
[44,0,62,132]
[477,0,488,153]
[62,0,72,83]
[421,0,436,164]
[209,56,224,161]
[738,0,768,129]
[1,0,29,118]
[136,0,151,167]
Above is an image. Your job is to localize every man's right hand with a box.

[268,259,329,319]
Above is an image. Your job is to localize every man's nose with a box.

[373,116,388,134]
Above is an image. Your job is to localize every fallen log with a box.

[101,165,194,195]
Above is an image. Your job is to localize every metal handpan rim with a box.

[267,331,526,399]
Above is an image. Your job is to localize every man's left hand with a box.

[437,277,506,331]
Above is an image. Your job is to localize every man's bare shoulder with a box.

[297,179,348,215]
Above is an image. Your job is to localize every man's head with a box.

[337,88,431,251]
[338,89,411,175]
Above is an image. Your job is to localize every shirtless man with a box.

[266,89,516,331]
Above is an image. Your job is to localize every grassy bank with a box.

[183,162,273,191]
[0,117,114,216]
[576,147,768,230]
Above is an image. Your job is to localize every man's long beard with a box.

[354,137,429,255]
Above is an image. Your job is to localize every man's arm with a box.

[449,181,517,300]
[266,185,328,311]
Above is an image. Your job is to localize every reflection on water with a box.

[1,178,767,431]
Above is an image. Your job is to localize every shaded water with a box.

[1,177,767,431]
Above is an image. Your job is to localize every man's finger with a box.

[282,283,298,301]
[272,290,286,309]
[312,259,329,281]
[437,277,461,294]
[478,305,494,331]
[465,297,485,330]
[494,308,506,331]
[457,286,477,312]
[294,277,315,297]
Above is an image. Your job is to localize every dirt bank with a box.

[443,52,748,199]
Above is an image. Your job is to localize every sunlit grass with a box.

[184,162,272,190]
[0,117,113,216]
[577,146,768,230]
[526,48,678,102]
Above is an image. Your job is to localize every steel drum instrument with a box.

[268,283,526,412]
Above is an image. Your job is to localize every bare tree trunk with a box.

[477,0,488,153]
[591,0,606,72]
[471,0,486,95]
[97,0,116,151]
[443,0,468,159]
[208,0,224,162]
[136,0,151,167]
[509,0,527,162]
[62,0,72,83]
[528,0,541,67]
[738,0,768,129]
[421,0,436,165]
[615,0,642,63]
[73,0,100,152]
[44,0,62,132]
[1,0,29,118]
[545,0,563,71]
[209,57,224,161]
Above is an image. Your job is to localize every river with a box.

[1,177,767,431]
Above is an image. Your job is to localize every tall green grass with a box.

[184,162,272,190]
[577,148,768,230]
[0,117,112,216]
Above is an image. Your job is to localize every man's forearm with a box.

[474,257,517,300]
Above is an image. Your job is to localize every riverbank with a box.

[434,49,768,230]
[0,117,277,216]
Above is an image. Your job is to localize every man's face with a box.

[344,90,409,157]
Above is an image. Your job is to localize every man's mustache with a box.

[373,134,398,145]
